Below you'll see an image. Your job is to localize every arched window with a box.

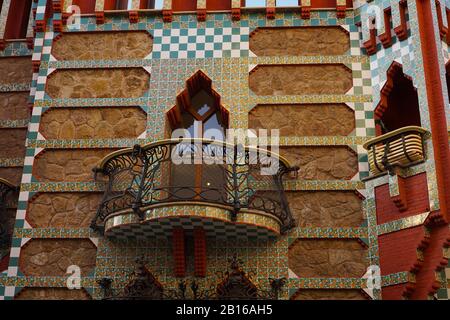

[167,71,229,202]
[375,62,421,135]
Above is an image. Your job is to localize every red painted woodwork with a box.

[310,0,353,9]
[172,0,196,11]
[378,8,393,48]
[193,228,207,277]
[207,0,231,10]
[435,1,448,38]
[375,173,429,225]
[172,228,186,277]
[446,8,450,45]
[72,0,96,14]
[140,0,156,9]
[104,0,117,10]
[363,24,377,55]
[394,0,408,40]
[4,0,32,39]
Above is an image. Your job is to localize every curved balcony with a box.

[363,126,427,175]
[91,139,298,238]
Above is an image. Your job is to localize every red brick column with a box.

[172,228,185,277]
[416,0,450,223]
[193,228,207,277]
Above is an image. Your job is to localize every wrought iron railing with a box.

[91,139,298,234]
[363,126,427,175]
[0,178,18,255]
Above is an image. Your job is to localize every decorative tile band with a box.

[0,276,95,288]
[249,55,370,65]
[20,181,364,193]
[26,136,372,149]
[284,180,365,191]
[20,182,104,192]
[45,59,152,69]
[0,119,29,128]
[288,277,366,289]
[377,212,430,235]
[0,84,31,92]
[34,97,148,107]
[13,228,95,239]
[252,94,373,105]
[0,158,24,168]
[289,227,368,239]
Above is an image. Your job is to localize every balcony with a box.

[91,139,297,238]
[363,126,427,176]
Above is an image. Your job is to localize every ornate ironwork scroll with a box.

[91,139,298,234]
[98,255,286,300]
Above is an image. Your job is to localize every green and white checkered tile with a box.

[152,26,250,59]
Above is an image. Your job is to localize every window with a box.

[243,0,266,7]
[167,71,229,202]
[375,63,421,135]
[140,0,164,9]
[276,0,299,6]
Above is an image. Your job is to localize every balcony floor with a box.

[104,203,281,239]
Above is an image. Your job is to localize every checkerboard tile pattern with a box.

[152,27,250,59]
[106,216,278,240]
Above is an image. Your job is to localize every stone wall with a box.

[248,104,355,136]
[33,149,115,182]
[0,57,33,84]
[287,191,364,227]
[52,31,153,60]
[27,193,102,228]
[46,68,150,99]
[0,129,27,158]
[293,289,367,300]
[288,239,367,278]
[0,92,30,120]
[15,288,91,300]
[250,26,350,56]
[0,167,23,185]
[249,65,352,96]
[20,239,97,276]
[40,107,147,139]
[280,146,358,180]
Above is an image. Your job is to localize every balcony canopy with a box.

[91,139,297,239]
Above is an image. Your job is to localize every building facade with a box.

[0,0,449,300]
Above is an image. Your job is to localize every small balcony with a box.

[91,139,297,238]
[363,126,427,176]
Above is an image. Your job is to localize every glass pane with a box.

[276,0,299,6]
[154,0,163,9]
[204,112,226,138]
[191,89,214,117]
[244,0,266,7]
